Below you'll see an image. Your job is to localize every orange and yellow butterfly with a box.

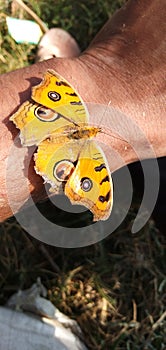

[10,70,113,221]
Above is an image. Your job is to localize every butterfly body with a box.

[10,70,113,221]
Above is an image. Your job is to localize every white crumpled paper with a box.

[0,279,87,350]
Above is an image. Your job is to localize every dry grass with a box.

[0,216,165,349]
[0,1,165,349]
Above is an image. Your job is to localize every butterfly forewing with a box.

[10,70,89,146]
[32,69,89,125]
[65,140,113,221]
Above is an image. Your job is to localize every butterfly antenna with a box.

[102,130,129,144]
[99,100,112,125]
[97,101,129,144]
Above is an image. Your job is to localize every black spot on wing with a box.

[92,152,103,161]
[95,163,106,172]
[56,81,70,87]
[93,156,103,160]
[65,92,77,96]
[75,108,85,113]
[99,191,111,203]
[100,175,110,185]
[70,101,82,105]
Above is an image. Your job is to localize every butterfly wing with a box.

[65,140,113,221]
[10,70,89,146]
[32,69,89,123]
[34,136,85,194]
[35,137,113,221]
[10,101,69,146]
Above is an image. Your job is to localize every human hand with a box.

[0,0,165,222]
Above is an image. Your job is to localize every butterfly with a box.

[10,69,113,221]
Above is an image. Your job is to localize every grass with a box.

[0,216,165,349]
[0,0,124,73]
[0,1,166,349]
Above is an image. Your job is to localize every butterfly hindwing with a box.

[10,101,68,146]
[34,137,85,194]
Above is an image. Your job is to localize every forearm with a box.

[83,0,166,156]
[0,0,165,222]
